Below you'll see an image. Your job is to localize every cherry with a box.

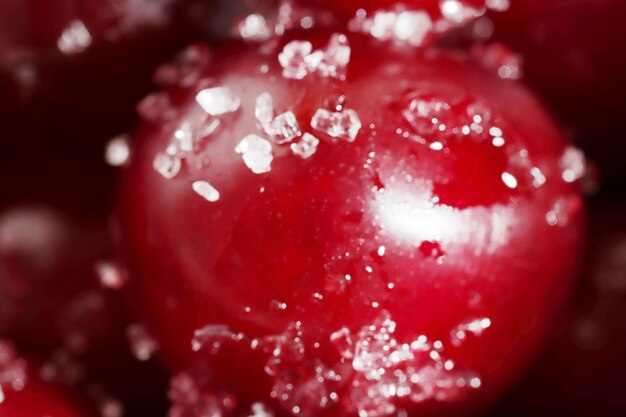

[487,0,626,181]
[0,0,201,155]
[0,340,93,417]
[118,32,585,417]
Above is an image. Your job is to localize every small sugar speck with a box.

[192,181,220,202]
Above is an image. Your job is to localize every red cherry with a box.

[118,32,584,417]
[489,0,626,181]
[0,340,92,417]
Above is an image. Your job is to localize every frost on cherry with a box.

[189,310,489,417]
[279,34,351,80]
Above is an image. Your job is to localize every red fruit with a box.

[489,0,626,180]
[119,32,584,417]
[0,340,92,417]
[0,0,198,154]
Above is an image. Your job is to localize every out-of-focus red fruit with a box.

[119,32,585,417]
[0,340,92,417]
[490,201,626,417]
[488,0,626,181]
[0,154,169,417]
[0,0,200,155]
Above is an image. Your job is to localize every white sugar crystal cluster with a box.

[234,2,337,43]
[57,20,92,55]
[331,311,484,417]
[349,10,433,46]
[189,309,487,417]
[560,146,586,183]
[311,108,361,142]
[449,318,492,347]
[278,34,351,80]
[255,93,302,144]
[152,86,231,181]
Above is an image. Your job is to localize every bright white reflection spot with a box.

[371,182,513,254]
[501,172,518,189]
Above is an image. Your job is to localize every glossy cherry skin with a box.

[0,341,93,417]
[489,0,626,181]
[0,380,91,417]
[0,0,200,155]
[490,201,626,417]
[119,32,584,417]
